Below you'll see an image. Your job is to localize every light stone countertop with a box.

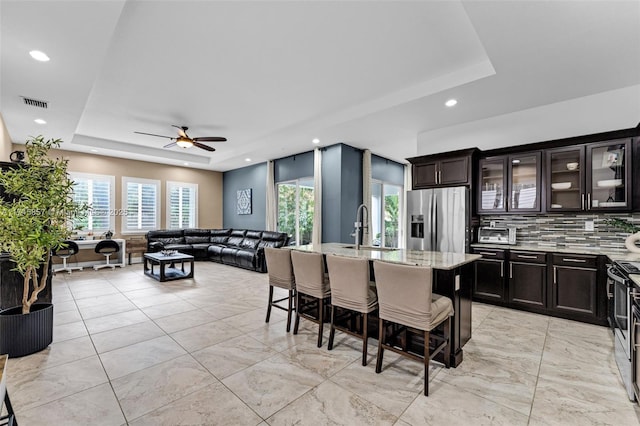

[470,243,640,263]
[0,353,6,407]
[293,243,481,270]
[630,275,640,288]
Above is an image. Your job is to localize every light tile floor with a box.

[4,262,640,425]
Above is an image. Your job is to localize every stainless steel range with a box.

[609,260,640,401]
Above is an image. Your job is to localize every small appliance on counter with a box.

[477,227,516,245]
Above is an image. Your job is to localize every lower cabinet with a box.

[472,248,606,325]
[473,249,506,303]
[550,254,598,317]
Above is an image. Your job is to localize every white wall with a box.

[417,85,640,154]
[0,113,12,162]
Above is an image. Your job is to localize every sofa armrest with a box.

[255,247,267,272]
[148,241,165,252]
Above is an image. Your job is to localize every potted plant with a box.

[0,136,86,357]
[606,218,640,254]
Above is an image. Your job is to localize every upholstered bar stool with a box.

[290,250,331,347]
[326,254,378,366]
[264,247,296,332]
[372,260,453,396]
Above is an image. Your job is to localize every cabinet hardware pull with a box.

[581,193,585,211]
[587,193,591,210]
[607,279,613,298]
[479,252,497,256]
[438,170,442,185]
[633,319,637,349]
[553,266,557,284]
[500,260,504,278]
[562,258,586,263]
[517,255,538,259]
[509,263,513,279]
[434,169,438,184]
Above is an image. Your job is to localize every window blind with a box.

[70,173,114,231]
[124,178,159,232]
[167,182,197,229]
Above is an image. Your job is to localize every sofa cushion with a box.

[240,238,260,250]
[207,244,226,261]
[163,244,193,253]
[221,247,240,264]
[156,237,186,245]
[210,229,232,244]
[184,229,211,244]
[245,230,262,240]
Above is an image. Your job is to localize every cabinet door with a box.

[413,162,438,189]
[546,147,585,212]
[586,139,632,211]
[509,262,546,307]
[508,152,541,212]
[478,157,507,213]
[474,259,505,302]
[551,265,597,316]
[439,157,469,186]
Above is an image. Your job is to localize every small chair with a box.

[93,239,120,270]
[264,247,296,332]
[290,250,331,347]
[53,240,83,274]
[326,254,378,366]
[373,260,453,396]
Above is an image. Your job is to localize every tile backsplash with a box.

[479,213,640,252]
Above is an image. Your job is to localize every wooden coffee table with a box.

[144,252,194,282]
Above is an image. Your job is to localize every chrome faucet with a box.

[352,203,369,249]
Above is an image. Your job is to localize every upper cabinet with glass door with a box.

[477,151,541,214]
[546,147,584,212]
[586,139,632,211]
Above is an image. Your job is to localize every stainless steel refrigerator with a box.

[406,187,470,253]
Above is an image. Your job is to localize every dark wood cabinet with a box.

[550,254,598,317]
[477,151,542,214]
[472,249,506,303]
[407,149,476,189]
[546,139,633,212]
[508,260,546,308]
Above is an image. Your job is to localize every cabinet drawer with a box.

[510,250,546,264]
[552,254,597,269]
[472,248,506,260]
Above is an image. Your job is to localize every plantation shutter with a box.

[167,182,197,229]
[125,179,159,231]
[70,173,114,231]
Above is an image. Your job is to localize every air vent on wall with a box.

[21,96,48,109]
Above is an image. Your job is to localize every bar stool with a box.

[53,240,83,274]
[326,254,378,366]
[290,250,331,347]
[93,239,120,270]
[373,260,453,396]
[264,247,296,332]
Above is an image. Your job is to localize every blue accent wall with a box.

[340,145,363,243]
[321,145,342,243]
[223,162,267,230]
[372,154,404,185]
[274,151,314,182]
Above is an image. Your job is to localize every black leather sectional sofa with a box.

[146,228,289,272]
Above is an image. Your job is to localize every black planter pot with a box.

[0,303,53,358]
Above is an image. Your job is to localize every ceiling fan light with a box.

[176,137,193,148]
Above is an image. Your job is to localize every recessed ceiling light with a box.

[245,158,251,162]
[445,99,457,107]
[29,50,50,62]
[90,149,98,153]
[312,138,320,144]
[34,118,46,124]
[183,162,189,166]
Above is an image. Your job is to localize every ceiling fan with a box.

[134,125,226,152]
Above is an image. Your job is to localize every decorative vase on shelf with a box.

[625,232,640,254]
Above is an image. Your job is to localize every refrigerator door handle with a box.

[432,192,438,249]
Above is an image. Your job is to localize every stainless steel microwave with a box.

[477,227,516,245]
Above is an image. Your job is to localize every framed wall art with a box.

[237,188,252,215]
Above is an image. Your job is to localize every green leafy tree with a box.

[384,194,399,247]
[0,136,87,313]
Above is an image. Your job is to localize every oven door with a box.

[633,304,640,403]
[610,266,631,357]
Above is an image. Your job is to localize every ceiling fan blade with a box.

[193,136,227,142]
[172,125,188,138]
[193,142,216,152]
[163,142,178,149]
[134,131,174,139]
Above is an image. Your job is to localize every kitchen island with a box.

[294,243,481,367]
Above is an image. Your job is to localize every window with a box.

[69,172,115,232]
[122,177,160,233]
[277,178,314,245]
[371,181,402,248]
[166,181,197,229]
